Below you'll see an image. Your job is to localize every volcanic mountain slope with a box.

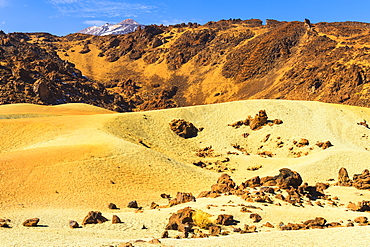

[0,31,132,112]
[2,19,370,111]
[49,19,370,109]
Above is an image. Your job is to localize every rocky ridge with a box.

[2,19,370,111]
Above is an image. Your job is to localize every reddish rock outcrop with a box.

[168,192,196,207]
[165,207,194,236]
[338,167,351,186]
[82,211,108,225]
[210,173,236,194]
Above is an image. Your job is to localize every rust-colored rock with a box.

[274,168,303,189]
[353,169,370,190]
[354,216,368,224]
[263,222,274,228]
[168,192,196,207]
[22,218,39,227]
[82,211,108,225]
[250,213,262,223]
[210,173,236,194]
[165,207,194,232]
[316,141,333,149]
[112,215,122,224]
[338,167,351,186]
[297,139,309,147]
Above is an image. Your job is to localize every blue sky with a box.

[0,0,370,36]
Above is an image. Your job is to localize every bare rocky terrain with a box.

[1,19,370,111]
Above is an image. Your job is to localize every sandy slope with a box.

[1,100,370,246]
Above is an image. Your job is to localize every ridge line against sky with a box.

[1,0,370,36]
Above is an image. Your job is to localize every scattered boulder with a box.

[215,214,235,226]
[297,138,309,147]
[161,230,169,238]
[22,218,39,227]
[304,217,327,229]
[347,201,370,212]
[228,110,282,130]
[358,120,369,129]
[195,146,214,157]
[150,202,159,209]
[108,203,119,210]
[250,110,268,130]
[250,213,262,223]
[353,169,370,190]
[69,220,79,229]
[112,215,122,224]
[82,211,108,225]
[160,193,171,199]
[337,167,351,186]
[210,173,236,193]
[0,219,10,228]
[274,168,303,189]
[169,119,199,138]
[263,222,274,228]
[316,141,333,149]
[168,192,196,207]
[165,207,194,236]
[127,200,139,208]
[354,216,368,224]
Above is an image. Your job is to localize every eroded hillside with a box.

[2,19,370,111]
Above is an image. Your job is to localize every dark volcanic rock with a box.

[69,220,79,229]
[127,200,139,208]
[169,119,199,138]
[215,214,235,226]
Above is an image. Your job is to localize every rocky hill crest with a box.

[2,19,370,111]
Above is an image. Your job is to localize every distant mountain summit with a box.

[78,19,144,36]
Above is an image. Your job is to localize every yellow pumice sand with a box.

[1,99,370,246]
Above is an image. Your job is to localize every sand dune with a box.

[1,100,370,246]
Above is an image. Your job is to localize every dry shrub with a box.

[192,210,214,229]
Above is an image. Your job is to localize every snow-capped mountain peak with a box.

[78,19,144,36]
